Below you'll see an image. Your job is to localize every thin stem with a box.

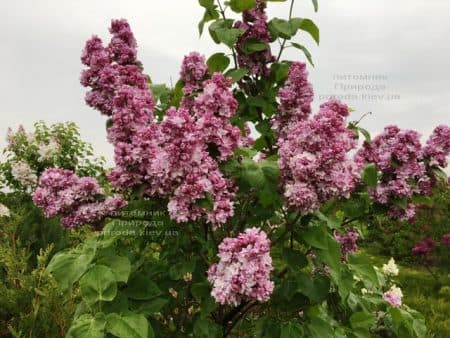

[276,0,295,62]
[223,301,257,337]
[217,0,238,68]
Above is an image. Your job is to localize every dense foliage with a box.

[1,1,449,337]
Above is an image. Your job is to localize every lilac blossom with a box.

[334,228,359,260]
[207,228,274,306]
[383,285,403,308]
[234,0,274,76]
[278,99,358,213]
[32,168,126,229]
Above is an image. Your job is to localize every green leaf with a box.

[106,313,149,338]
[80,265,118,305]
[296,273,330,303]
[66,313,106,338]
[306,317,334,338]
[228,0,256,13]
[350,311,376,330]
[347,254,379,287]
[123,275,161,300]
[256,318,282,337]
[240,38,269,54]
[282,248,308,270]
[361,163,378,187]
[316,237,342,272]
[193,318,221,338]
[131,298,169,315]
[224,68,248,82]
[268,18,293,39]
[291,43,314,67]
[198,7,220,35]
[311,0,318,12]
[302,226,329,249]
[200,296,218,317]
[209,20,245,48]
[290,18,320,44]
[271,62,290,82]
[281,321,304,338]
[46,240,97,290]
[358,127,371,142]
[199,0,214,7]
[207,53,230,72]
[97,255,131,283]
[168,260,197,280]
[191,282,211,301]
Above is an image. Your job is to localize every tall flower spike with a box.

[278,99,358,214]
[276,62,314,135]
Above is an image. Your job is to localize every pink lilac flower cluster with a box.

[179,52,208,98]
[411,238,435,256]
[207,227,274,306]
[278,99,359,213]
[234,0,275,77]
[441,234,450,246]
[274,62,313,136]
[81,20,247,226]
[355,125,450,221]
[383,285,403,308]
[334,228,359,260]
[423,125,450,167]
[32,168,126,229]
[80,19,151,117]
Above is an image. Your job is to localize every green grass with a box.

[364,250,450,337]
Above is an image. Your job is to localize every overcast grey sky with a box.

[1,0,449,165]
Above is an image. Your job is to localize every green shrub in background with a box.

[364,181,450,265]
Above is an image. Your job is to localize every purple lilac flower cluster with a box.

[278,98,359,213]
[274,62,314,137]
[411,238,436,256]
[207,228,274,306]
[355,125,450,220]
[81,21,247,226]
[334,228,359,260]
[32,168,126,229]
[423,125,450,167]
[234,0,275,77]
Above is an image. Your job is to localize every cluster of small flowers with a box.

[37,138,60,162]
[274,62,313,137]
[6,126,61,163]
[278,99,359,213]
[81,21,247,226]
[383,285,403,308]
[334,228,359,260]
[80,19,150,117]
[411,238,435,256]
[423,125,450,167]
[382,257,399,276]
[32,168,126,229]
[355,125,450,220]
[0,203,10,217]
[234,0,275,77]
[207,228,274,306]
[11,161,38,187]
[179,52,208,98]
